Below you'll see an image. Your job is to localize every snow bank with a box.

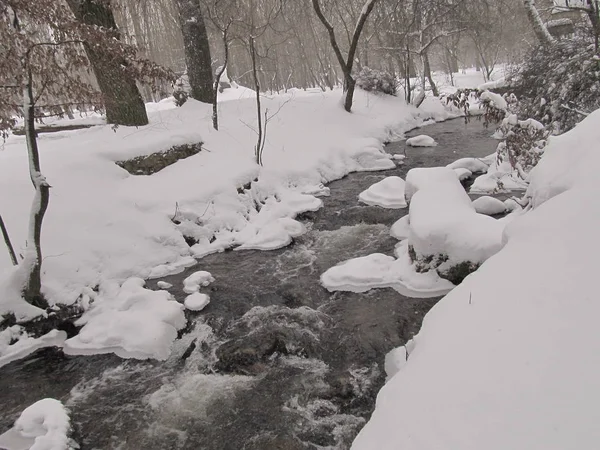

[472,196,507,215]
[453,167,472,181]
[447,157,489,173]
[0,327,66,369]
[0,398,75,450]
[352,108,600,450]
[63,277,186,360]
[406,135,437,147]
[390,215,410,240]
[358,176,407,209]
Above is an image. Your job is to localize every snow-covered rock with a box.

[447,157,489,173]
[183,271,214,294]
[0,399,75,450]
[405,167,461,204]
[390,215,410,240]
[157,281,173,289]
[63,277,186,360]
[472,196,507,215]
[406,135,437,147]
[453,167,473,181]
[358,176,407,209]
[184,293,210,311]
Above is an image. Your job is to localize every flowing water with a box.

[0,119,500,450]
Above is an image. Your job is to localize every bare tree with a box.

[311,0,379,112]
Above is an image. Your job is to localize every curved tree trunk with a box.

[67,0,148,126]
[176,0,213,103]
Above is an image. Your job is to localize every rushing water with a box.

[0,119,499,450]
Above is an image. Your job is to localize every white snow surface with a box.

[446,157,489,173]
[0,327,66,369]
[0,399,74,450]
[352,109,600,450]
[405,166,466,204]
[408,167,505,266]
[453,167,472,181]
[472,196,507,215]
[390,215,410,240]
[358,176,407,209]
[406,135,437,147]
[183,271,214,294]
[480,90,508,111]
[63,277,186,360]
[184,292,210,311]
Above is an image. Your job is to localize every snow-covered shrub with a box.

[444,88,516,127]
[173,76,189,107]
[356,67,397,96]
[495,115,549,179]
[507,38,600,133]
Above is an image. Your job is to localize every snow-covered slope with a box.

[352,109,600,449]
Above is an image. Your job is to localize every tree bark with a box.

[0,213,18,266]
[67,0,149,126]
[523,0,555,47]
[213,28,229,131]
[22,72,49,309]
[176,0,213,103]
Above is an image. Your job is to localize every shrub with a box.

[356,67,397,95]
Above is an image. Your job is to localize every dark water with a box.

[0,119,499,450]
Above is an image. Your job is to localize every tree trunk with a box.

[424,52,438,97]
[22,74,50,309]
[176,0,213,103]
[67,0,149,126]
[213,29,229,131]
[0,214,18,266]
[523,0,555,47]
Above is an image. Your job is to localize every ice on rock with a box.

[453,167,473,181]
[390,215,410,240]
[358,176,408,209]
[472,196,507,215]
[184,293,210,311]
[0,398,75,450]
[183,271,215,294]
[63,278,186,360]
[447,157,489,173]
[406,135,437,147]
[391,154,406,161]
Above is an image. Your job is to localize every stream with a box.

[0,118,499,450]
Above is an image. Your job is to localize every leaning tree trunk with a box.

[176,0,214,103]
[67,0,148,126]
[22,73,50,309]
[523,0,555,47]
[424,52,438,97]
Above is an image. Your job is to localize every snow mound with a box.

[472,196,507,215]
[0,327,67,369]
[320,240,454,299]
[63,278,186,360]
[405,167,466,204]
[469,158,529,194]
[453,167,472,181]
[183,271,214,294]
[390,215,410,240]
[406,135,437,147]
[408,168,505,269]
[391,154,406,161]
[148,256,197,279]
[184,292,210,311]
[358,176,407,209]
[480,90,507,111]
[0,398,75,450]
[447,157,489,173]
[157,281,172,289]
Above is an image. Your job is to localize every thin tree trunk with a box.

[22,72,50,309]
[523,0,555,47]
[250,37,263,166]
[66,0,149,126]
[212,28,229,131]
[176,0,213,103]
[0,214,18,266]
[424,51,438,97]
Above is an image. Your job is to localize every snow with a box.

[447,157,489,173]
[156,281,172,289]
[405,166,464,203]
[0,87,459,360]
[408,167,504,267]
[453,167,472,181]
[390,215,410,240]
[384,346,407,382]
[470,157,529,194]
[320,240,455,299]
[0,327,66,369]
[183,271,214,294]
[391,154,406,161]
[406,135,437,147]
[358,176,407,209]
[352,108,600,450]
[63,277,186,360]
[184,292,210,311]
[480,90,508,111]
[0,399,75,450]
[472,196,507,215]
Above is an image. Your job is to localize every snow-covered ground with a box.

[0,86,458,361]
[352,109,600,449]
